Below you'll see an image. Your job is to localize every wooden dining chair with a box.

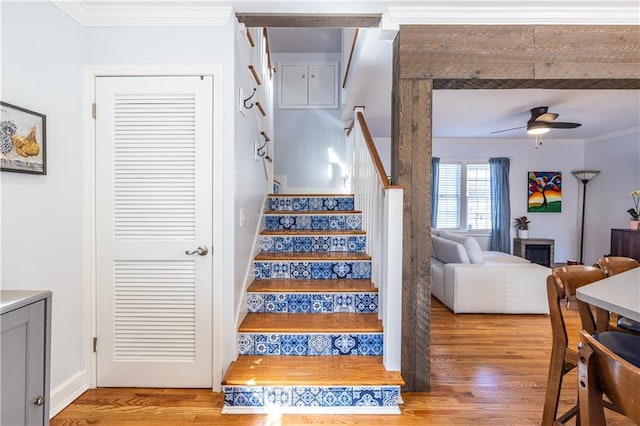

[578,329,640,425]
[553,265,608,334]
[596,256,640,277]
[542,266,608,425]
[596,256,640,333]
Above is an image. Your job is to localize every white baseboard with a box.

[50,370,89,418]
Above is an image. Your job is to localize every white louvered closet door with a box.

[96,76,213,387]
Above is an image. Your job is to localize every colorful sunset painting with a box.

[528,171,562,213]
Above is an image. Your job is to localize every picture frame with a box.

[528,171,562,213]
[1,102,47,175]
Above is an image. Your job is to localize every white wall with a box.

[584,128,640,264]
[232,21,272,344]
[2,3,264,414]
[273,53,348,193]
[433,138,587,264]
[1,0,86,402]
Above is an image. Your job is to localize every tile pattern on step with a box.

[247,292,378,313]
[223,385,401,409]
[260,235,366,253]
[264,214,362,231]
[268,196,355,212]
[238,333,384,356]
[254,261,372,280]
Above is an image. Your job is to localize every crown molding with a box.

[51,1,234,26]
[50,1,639,27]
[383,1,640,28]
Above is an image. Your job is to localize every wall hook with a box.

[256,140,268,157]
[243,88,257,109]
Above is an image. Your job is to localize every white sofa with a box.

[431,230,550,314]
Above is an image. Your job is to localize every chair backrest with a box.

[596,256,640,276]
[546,274,570,348]
[552,265,607,334]
[553,265,607,298]
[578,329,640,425]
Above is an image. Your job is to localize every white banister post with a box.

[383,188,403,371]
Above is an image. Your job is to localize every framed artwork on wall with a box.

[0,102,47,175]
[528,171,562,212]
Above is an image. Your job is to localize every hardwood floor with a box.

[51,297,635,425]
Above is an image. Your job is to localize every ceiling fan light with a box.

[527,122,551,135]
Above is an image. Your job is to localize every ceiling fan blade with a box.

[547,122,581,129]
[529,106,549,121]
[490,125,526,134]
[535,113,559,123]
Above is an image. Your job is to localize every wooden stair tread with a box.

[260,229,366,236]
[268,193,355,197]
[264,210,360,215]
[255,252,371,261]
[239,313,382,333]
[222,355,404,386]
[248,279,377,293]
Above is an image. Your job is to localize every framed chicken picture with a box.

[0,102,46,175]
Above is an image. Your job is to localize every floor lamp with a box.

[572,170,600,264]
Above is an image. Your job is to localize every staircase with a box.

[222,193,404,414]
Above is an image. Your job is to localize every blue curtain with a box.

[489,157,510,253]
[431,157,440,228]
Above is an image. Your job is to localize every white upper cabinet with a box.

[278,62,338,109]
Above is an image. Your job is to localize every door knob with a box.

[185,245,208,256]
[34,396,44,406]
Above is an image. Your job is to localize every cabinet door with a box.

[280,64,308,106]
[308,64,336,107]
[1,301,46,426]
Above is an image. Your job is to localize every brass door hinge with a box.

[92,103,96,119]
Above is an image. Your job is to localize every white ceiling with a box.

[268,28,342,53]
[433,89,640,140]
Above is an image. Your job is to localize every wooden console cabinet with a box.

[1,290,51,426]
[610,228,640,261]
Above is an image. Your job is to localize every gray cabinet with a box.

[1,291,51,426]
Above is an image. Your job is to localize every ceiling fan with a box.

[491,106,582,135]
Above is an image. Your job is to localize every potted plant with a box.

[514,216,531,239]
[628,190,640,230]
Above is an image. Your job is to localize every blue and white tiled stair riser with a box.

[264,213,362,231]
[222,385,402,415]
[247,292,378,314]
[254,261,372,280]
[238,333,383,356]
[268,196,355,212]
[260,235,366,253]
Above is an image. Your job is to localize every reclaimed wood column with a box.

[392,35,433,391]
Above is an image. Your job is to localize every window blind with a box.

[436,163,461,229]
[467,164,491,230]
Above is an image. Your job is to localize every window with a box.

[435,161,491,231]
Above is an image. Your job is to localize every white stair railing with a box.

[350,107,403,372]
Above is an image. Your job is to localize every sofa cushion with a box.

[463,237,484,264]
[432,235,470,264]
[439,231,484,264]
[483,251,530,264]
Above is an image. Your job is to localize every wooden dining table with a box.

[576,267,640,327]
